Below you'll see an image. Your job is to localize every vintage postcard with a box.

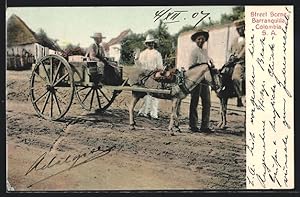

[6,5,294,191]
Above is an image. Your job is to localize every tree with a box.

[36,28,62,52]
[120,33,145,65]
[120,20,176,65]
[37,28,47,38]
[146,20,175,61]
[220,6,245,24]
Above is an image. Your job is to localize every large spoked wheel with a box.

[75,83,118,112]
[30,54,74,120]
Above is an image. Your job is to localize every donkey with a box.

[128,63,221,131]
[211,58,245,129]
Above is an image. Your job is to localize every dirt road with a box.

[6,69,246,191]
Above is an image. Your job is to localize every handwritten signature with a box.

[154,8,210,27]
[25,144,117,188]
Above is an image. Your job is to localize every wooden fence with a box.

[7,55,35,70]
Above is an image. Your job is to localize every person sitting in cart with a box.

[86,32,122,85]
[136,34,163,119]
[86,32,106,62]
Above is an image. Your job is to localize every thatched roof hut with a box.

[7,14,38,47]
[7,14,61,51]
[6,14,63,69]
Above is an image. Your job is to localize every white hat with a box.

[144,34,158,44]
[90,32,106,39]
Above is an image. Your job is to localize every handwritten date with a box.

[154,8,210,27]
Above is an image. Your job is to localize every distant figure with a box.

[229,20,245,107]
[137,34,163,119]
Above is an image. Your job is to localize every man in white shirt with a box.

[185,30,213,133]
[137,34,163,119]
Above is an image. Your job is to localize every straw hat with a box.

[90,32,106,39]
[144,34,158,44]
[191,30,209,42]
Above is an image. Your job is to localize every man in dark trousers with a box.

[186,30,214,133]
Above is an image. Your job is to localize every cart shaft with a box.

[104,85,171,94]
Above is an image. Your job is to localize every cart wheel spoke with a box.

[90,89,95,110]
[41,62,51,84]
[53,73,69,87]
[95,88,102,109]
[98,88,110,102]
[75,85,117,112]
[50,92,53,117]
[41,92,51,114]
[33,90,48,104]
[76,86,89,93]
[49,57,53,84]
[53,91,62,114]
[55,89,68,105]
[53,61,62,84]
[73,62,119,112]
[82,87,93,103]
[33,71,48,84]
[54,90,63,103]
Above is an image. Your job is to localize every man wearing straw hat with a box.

[186,30,214,133]
[86,32,106,61]
[86,32,122,86]
[230,19,245,107]
[137,34,163,119]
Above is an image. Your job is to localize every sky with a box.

[6,6,236,48]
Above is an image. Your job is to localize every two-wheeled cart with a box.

[29,54,170,120]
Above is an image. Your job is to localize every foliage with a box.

[62,43,86,58]
[36,28,61,51]
[220,6,245,24]
[120,20,176,65]
[36,28,48,39]
[120,33,145,65]
[147,20,176,61]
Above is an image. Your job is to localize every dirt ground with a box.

[6,68,246,191]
